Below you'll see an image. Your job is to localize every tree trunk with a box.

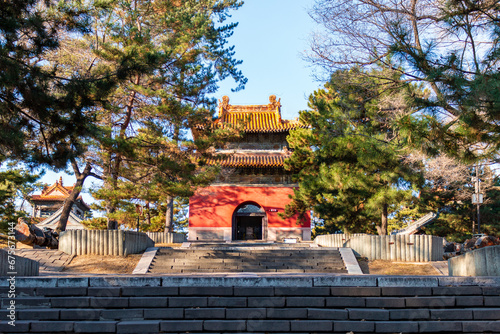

[107,210,118,230]
[104,77,139,230]
[376,203,389,235]
[55,161,94,233]
[16,219,59,249]
[106,155,121,230]
[165,196,174,233]
[145,202,151,226]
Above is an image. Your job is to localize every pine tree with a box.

[0,169,41,233]
[307,0,500,163]
[0,0,115,164]
[45,0,245,231]
[420,165,500,241]
[284,68,424,235]
[0,0,123,237]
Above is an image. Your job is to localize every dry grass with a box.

[62,254,142,274]
[155,243,182,248]
[358,259,440,275]
[0,235,9,248]
[0,236,32,249]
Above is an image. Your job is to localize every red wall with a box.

[189,186,310,229]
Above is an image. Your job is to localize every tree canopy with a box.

[0,168,41,233]
[1,0,246,232]
[307,0,500,163]
[0,0,116,166]
[78,0,246,230]
[284,68,424,235]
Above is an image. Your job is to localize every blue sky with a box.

[214,0,321,119]
[38,0,322,204]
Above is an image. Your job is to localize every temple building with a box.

[30,177,90,230]
[188,95,311,241]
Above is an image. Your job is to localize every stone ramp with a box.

[148,245,348,274]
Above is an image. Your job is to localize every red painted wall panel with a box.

[189,186,310,229]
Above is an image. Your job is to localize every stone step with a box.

[157,255,342,260]
[188,254,342,258]
[1,283,499,334]
[2,318,498,334]
[149,260,345,266]
[148,258,344,267]
[148,245,347,274]
[159,249,341,254]
[152,263,345,269]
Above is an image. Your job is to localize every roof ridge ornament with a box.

[268,95,281,109]
[213,94,304,133]
[219,95,230,119]
[268,94,281,122]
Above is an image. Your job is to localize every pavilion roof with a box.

[214,95,305,133]
[206,151,290,169]
[30,176,90,210]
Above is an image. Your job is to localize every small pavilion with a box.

[188,95,311,241]
[30,177,90,230]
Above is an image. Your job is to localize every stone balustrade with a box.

[59,230,154,257]
[315,234,444,262]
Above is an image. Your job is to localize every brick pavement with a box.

[13,249,74,274]
[431,261,449,275]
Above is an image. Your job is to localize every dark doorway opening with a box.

[232,203,267,241]
[236,216,263,240]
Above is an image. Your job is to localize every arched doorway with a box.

[232,202,267,241]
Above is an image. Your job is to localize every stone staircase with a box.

[1,276,499,334]
[148,243,347,274]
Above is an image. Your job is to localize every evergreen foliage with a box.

[81,217,108,230]
[308,0,500,163]
[284,68,424,235]
[480,176,500,237]
[420,166,500,242]
[0,0,123,233]
[45,0,246,230]
[0,169,41,233]
[0,0,115,166]
[1,0,245,232]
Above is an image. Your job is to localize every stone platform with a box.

[4,244,497,333]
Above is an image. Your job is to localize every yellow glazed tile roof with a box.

[31,195,68,201]
[206,152,290,168]
[219,111,303,133]
[30,176,90,210]
[215,95,305,133]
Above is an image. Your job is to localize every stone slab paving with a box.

[13,249,74,275]
[431,260,450,275]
